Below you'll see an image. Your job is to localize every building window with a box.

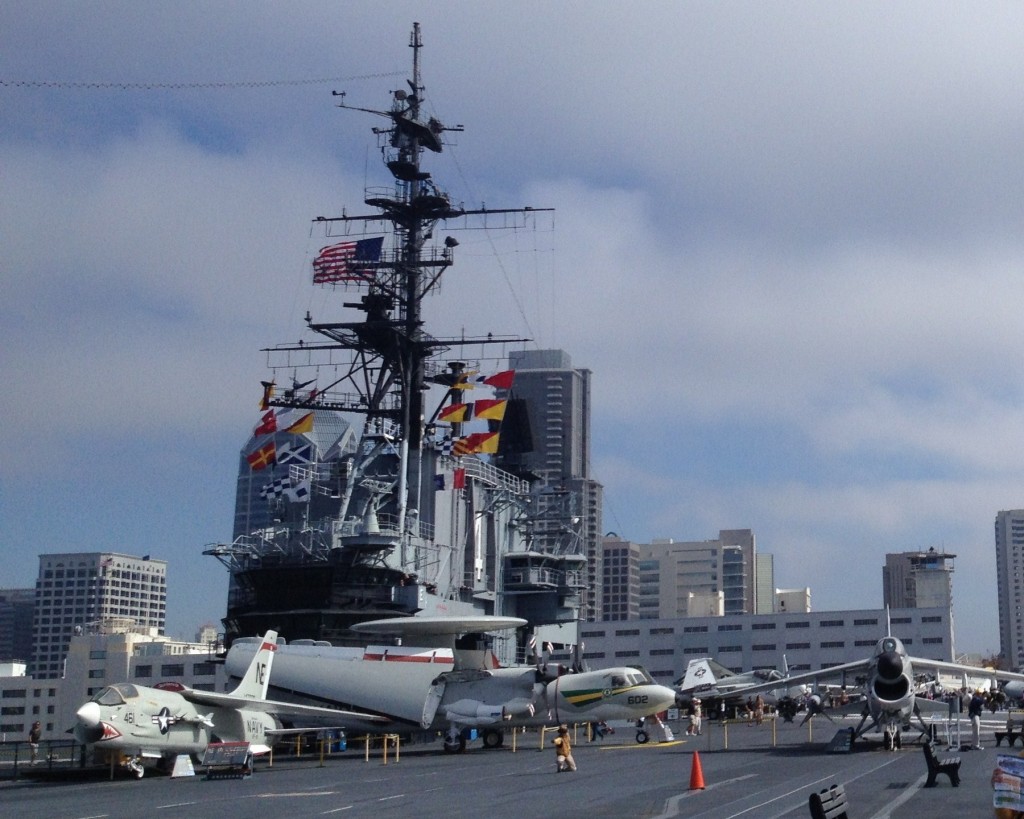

[921,616,943,624]
[134,665,152,679]
[819,620,844,627]
[88,650,106,660]
[614,629,640,637]
[650,648,675,656]
[751,623,776,630]
[88,669,104,679]
[615,650,640,658]
[683,626,708,634]
[853,618,878,626]
[786,643,810,650]
[922,637,943,644]
[752,644,777,651]
[820,641,845,649]
[160,664,185,676]
[785,621,810,629]
[718,624,742,632]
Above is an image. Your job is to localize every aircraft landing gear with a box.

[636,729,649,744]
[443,726,466,753]
[482,728,504,749]
[125,757,144,778]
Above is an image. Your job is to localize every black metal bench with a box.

[995,729,1024,747]
[808,783,849,819]
[923,741,960,787]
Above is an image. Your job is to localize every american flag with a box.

[312,236,384,284]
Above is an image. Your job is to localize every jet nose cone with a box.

[653,684,678,710]
[76,701,101,728]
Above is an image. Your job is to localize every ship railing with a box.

[461,458,527,494]
[503,567,561,587]
[331,513,435,541]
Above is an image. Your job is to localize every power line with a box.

[0,70,405,91]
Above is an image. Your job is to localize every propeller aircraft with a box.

[224,616,679,753]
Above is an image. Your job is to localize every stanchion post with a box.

[364,734,370,763]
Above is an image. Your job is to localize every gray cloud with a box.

[2,2,1021,653]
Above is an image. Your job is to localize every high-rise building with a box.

[882,548,955,610]
[504,349,604,621]
[601,535,639,621]
[31,553,167,678]
[0,588,35,663]
[996,510,1024,669]
[635,530,764,620]
[755,554,775,614]
[233,410,358,540]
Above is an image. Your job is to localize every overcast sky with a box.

[3,2,1022,656]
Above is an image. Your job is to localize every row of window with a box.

[587,635,950,661]
[134,662,216,678]
[582,616,906,639]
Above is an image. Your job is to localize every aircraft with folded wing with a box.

[73,630,386,777]
[224,616,679,752]
[675,656,813,718]
[728,629,1024,748]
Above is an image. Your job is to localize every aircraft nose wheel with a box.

[443,727,466,753]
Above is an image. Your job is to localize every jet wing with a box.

[719,658,873,698]
[183,690,388,724]
[907,656,1024,684]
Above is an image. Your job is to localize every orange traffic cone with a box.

[689,750,705,790]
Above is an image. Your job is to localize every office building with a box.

[505,349,604,621]
[882,548,955,610]
[996,510,1024,670]
[578,606,955,683]
[601,535,639,621]
[636,530,765,620]
[0,588,35,663]
[31,553,167,679]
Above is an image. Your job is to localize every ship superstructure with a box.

[205,25,584,658]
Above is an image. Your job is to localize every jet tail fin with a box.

[680,658,716,694]
[228,631,278,700]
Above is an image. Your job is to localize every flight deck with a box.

[2,714,1008,818]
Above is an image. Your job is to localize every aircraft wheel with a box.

[443,728,466,754]
[482,728,504,749]
[636,730,649,744]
